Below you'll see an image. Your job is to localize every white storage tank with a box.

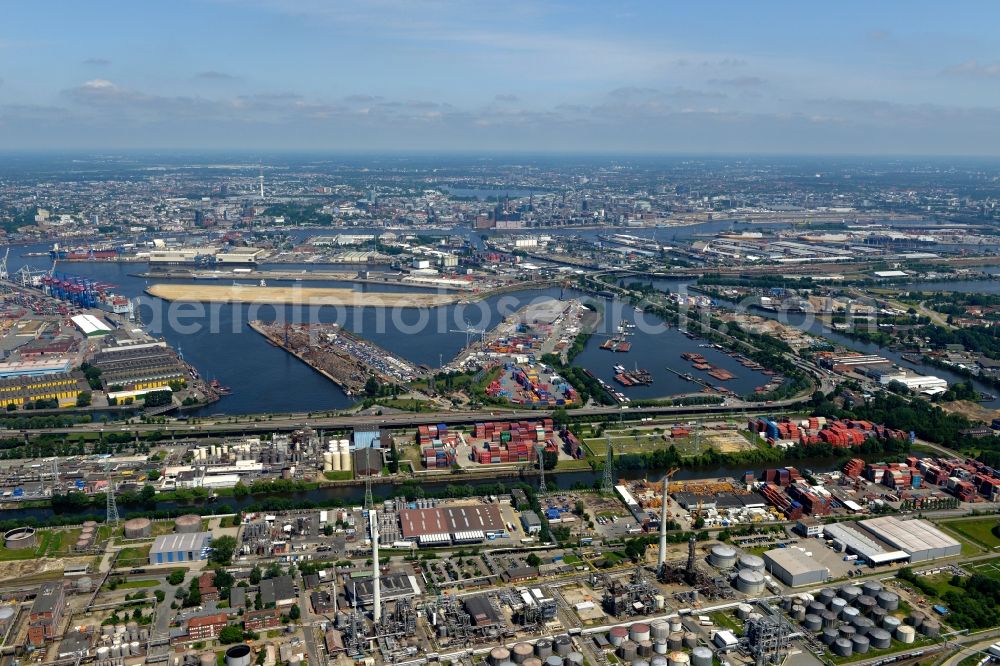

[738,554,765,572]
[668,652,689,666]
[736,570,766,595]
[691,647,713,666]
[226,644,253,666]
[340,442,351,472]
[709,544,737,568]
[331,445,342,472]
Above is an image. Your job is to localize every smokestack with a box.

[657,474,669,571]
[371,510,381,623]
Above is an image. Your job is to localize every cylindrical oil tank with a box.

[736,570,766,595]
[839,585,862,602]
[820,611,838,629]
[852,617,874,635]
[738,554,765,572]
[123,517,152,539]
[668,632,684,651]
[851,635,870,654]
[83,520,98,529]
[4,527,36,550]
[896,625,916,644]
[683,632,697,649]
[490,648,511,665]
[75,537,91,550]
[820,628,838,645]
[691,647,713,666]
[876,591,899,611]
[331,446,341,472]
[130,641,141,655]
[909,611,926,629]
[870,607,887,626]
[669,618,682,633]
[513,643,535,663]
[610,627,629,647]
[96,647,110,661]
[102,625,114,636]
[829,597,847,615]
[736,603,753,620]
[524,659,542,666]
[566,653,584,666]
[654,642,667,655]
[652,656,669,666]
[127,621,138,632]
[111,646,121,659]
[791,605,806,621]
[618,641,638,662]
[120,643,131,658]
[921,619,941,637]
[807,601,826,616]
[818,588,836,606]
[856,595,877,615]
[554,636,572,657]
[544,656,563,666]
[175,514,201,533]
[709,544,737,568]
[841,606,860,622]
[633,660,649,666]
[651,621,670,642]
[803,614,822,632]
[868,628,891,650]
[638,641,653,658]
[668,652,689,666]
[535,639,553,659]
[862,581,883,597]
[747,612,763,623]
[340,445,351,472]
[781,597,793,611]
[655,594,666,610]
[76,576,93,593]
[883,616,902,633]
[832,638,853,658]
[631,623,651,642]
[839,626,856,640]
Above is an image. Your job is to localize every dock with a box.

[133,267,478,292]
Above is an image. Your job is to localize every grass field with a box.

[940,517,1000,551]
[112,579,159,590]
[323,470,354,481]
[117,544,152,566]
[828,636,936,664]
[966,556,1000,581]
[709,611,742,634]
[0,528,81,561]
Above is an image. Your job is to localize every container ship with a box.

[40,273,134,316]
[49,243,126,261]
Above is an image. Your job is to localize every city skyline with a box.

[2,1,1000,154]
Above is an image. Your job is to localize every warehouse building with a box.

[763,547,830,587]
[89,345,187,392]
[823,522,909,566]
[149,532,211,565]
[0,372,89,408]
[859,516,961,562]
[398,504,506,545]
[345,572,420,607]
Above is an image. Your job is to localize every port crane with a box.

[450,324,487,348]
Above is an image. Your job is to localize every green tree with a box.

[218,624,245,644]
[167,570,185,586]
[249,565,262,585]
[288,604,301,621]
[210,535,237,565]
[185,577,202,607]
[525,553,542,567]
[364,376,380,397]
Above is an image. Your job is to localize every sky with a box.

[2,1,1000,155]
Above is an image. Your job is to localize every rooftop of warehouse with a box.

[763,546,829,575]
[859,516,961,553]
[150,531,211,554]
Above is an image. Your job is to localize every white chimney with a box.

[370,510,381,623]
[658,475,669,571]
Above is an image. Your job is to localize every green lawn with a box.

[324,470,353,481]
[563,554,583,565]
[966,556,1000,582]
[708,611,742,634]
[112,579,159,590]
[828,636,936,664]
[0,528,81,561]
[940,517,1000,551]
[117,544,152,566]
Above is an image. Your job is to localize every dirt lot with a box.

[940,399,1000,422]
[147,283,461,307]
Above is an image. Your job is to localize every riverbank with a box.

[145,283,463,307]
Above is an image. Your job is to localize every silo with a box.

[83,520,98,529]
[868,628,891,650]
[668,633,683,651]
[609,627,628,647]
[803,614,822,632]
[536,639,553,659]
[709,544,737,568]
[691,647,713,666]
[651,621,670,642]
[841,606,860,623]
[781,597,793,611]
[683,632,697,649]
[791,605,806,621]
[820,629,838,645]
[829,597,847,615]
[736,570,765,595]
[513,643,535,663]
[340,439,351,472]
[668,652,689,666]
[331,444,342,471]
[921,619,941,637]
[883,616,902,633]
[896,625,916,644]
[490,647,511,665]
[818,588,836,606]
[851,635,870,654]
[876,591,899,611]
[738,554,764,572]
[175,514,201,533]
[839,585,861,602]
[638,641,653,658]
[618,640,638,662]
[831,639,853,658]
[323,451,334,472]
[852,617,874,636]
[554,636,572,657]
[630,623,651,642]
[820,611,838,629]
[862,581,883,597]
[856,595,877,616]
[544,656,563,666]
[566,653,584,666]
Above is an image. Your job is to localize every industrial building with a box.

[398,504,507,545]
[0,371,89,408]
[345,572,421,607]
[148,532,211,565]
[70,314,112,337]
[763,547,830,587]
[28,581,65,646]
[259,575,297,607]
[822,522,909,566]
[859,516,962,562]
[88,344,188,393]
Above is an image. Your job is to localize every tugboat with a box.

[210,379,233,395]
